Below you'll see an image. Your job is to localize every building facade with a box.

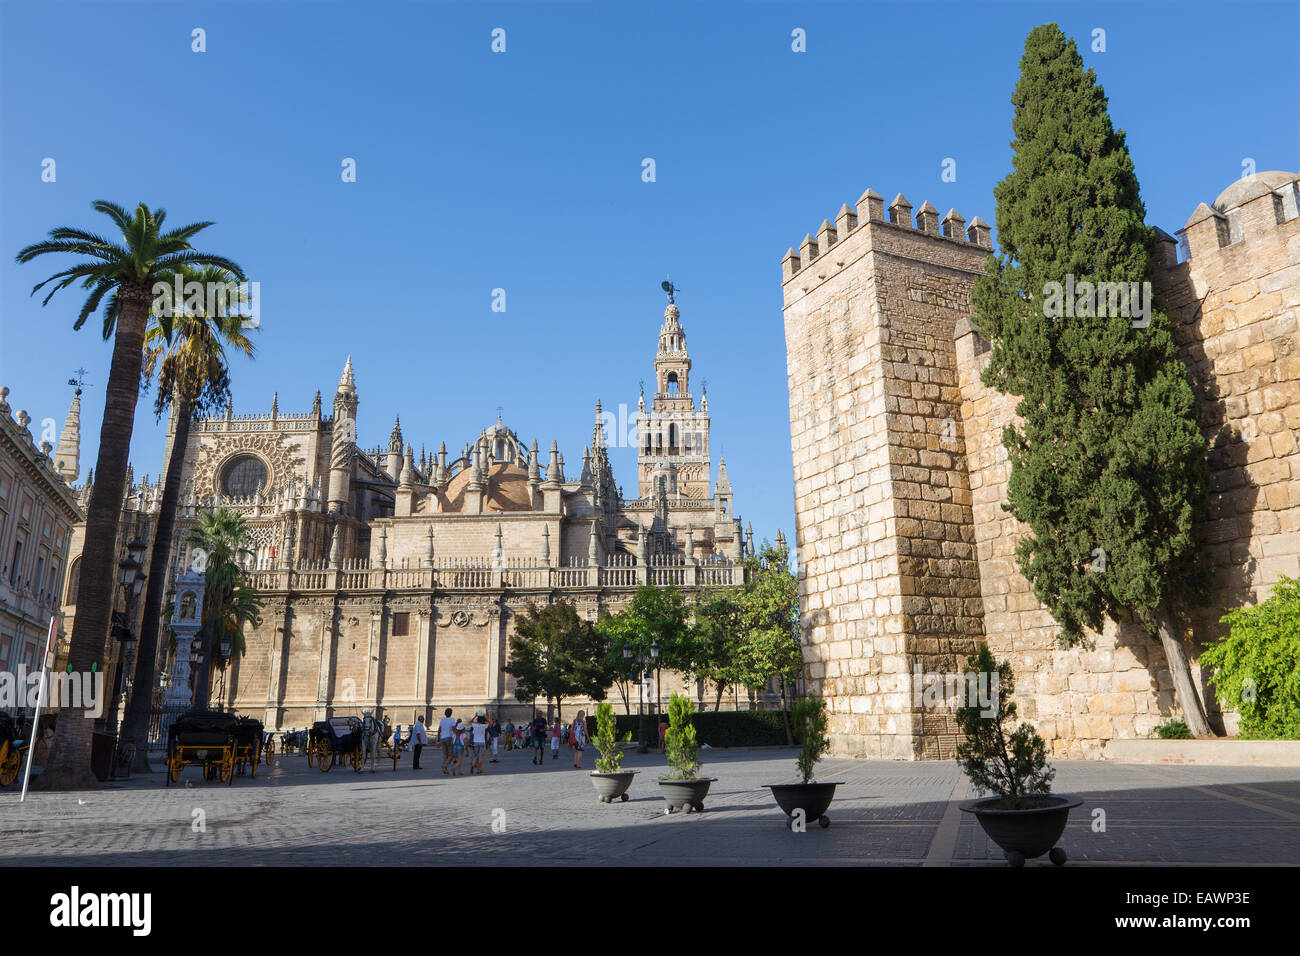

[0,386,82,685]
[63,296,767,729]
[783,171,1300,759]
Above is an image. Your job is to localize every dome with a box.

[442,461,534,513]
[1212,171,1298,212]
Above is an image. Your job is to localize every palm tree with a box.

[121,266,256,768]
[17,201,243,789]
[185,508,263,705]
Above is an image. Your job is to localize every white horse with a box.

[361,711,384,773]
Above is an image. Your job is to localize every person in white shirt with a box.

[409,715,427,770]
[470,710,489,774]
[438,708,458,775]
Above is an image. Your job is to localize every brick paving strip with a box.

[1,749,1297,866]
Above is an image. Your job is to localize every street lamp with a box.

[650,641,661,749]
[106,537,148,732]
[624,641,651,753]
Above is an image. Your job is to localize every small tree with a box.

[506,601,613,716]
[591,701,625,774]
[736,539,802,744]
[955,645,1055,808]
[790,695,830,784]
[692,591,746,711]
[1201,576,1300,739]
[662,692,700,781]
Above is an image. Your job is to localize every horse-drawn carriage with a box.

[232,716,266,777]
[310,716,365,773]
[0,713,28,788]
[166,711,240,786]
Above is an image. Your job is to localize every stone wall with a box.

[781,191,991,758]
[786,173,1300,759]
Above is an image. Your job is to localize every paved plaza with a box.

[2,746,1299,866]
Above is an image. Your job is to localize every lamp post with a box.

[105,536,147,734]
[650,640,661,749]
[623,642,649,754]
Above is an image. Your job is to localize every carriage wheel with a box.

[305,741,315,767]
[1,744,22,787]
[167,751,183,786]
[250,749,259,778]
[318,742,333,772]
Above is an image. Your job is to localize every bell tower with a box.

[636,283,711,499]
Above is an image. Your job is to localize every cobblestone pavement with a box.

[2,746,1298,866]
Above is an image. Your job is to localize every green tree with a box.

[122,266,256,768]
[736,539,802,745]
[185,507,264,705]
[17,201,243,789]
[692,590,746,711]
[663,692,700,780]
[955,645,1055,808]
[968,23,1212,736]
[506,601,612,717]
[1201,577,1300,739]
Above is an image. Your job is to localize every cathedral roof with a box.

[442,460,533,512]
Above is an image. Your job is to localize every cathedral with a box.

[64,294,766,729]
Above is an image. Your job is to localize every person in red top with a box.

[658,715,668,751]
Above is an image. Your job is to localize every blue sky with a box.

[1,1,1296,550]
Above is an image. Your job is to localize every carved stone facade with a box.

[62,296,770,729]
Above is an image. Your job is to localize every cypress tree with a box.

[969,23,1213,736]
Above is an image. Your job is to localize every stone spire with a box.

[399,444,415,486]
[587,520,600,566]
[745,521,754,557]
[492,523,505,570]
[593,399,606,450]
[389,416,403,452]
[54,388,81,484]
[715,456,731,495]
[311,390,322,419]
[545,440,561,485]
[541,524,551,563]
[775,528,787,550]
[579,446,593,489]
[338,355,356,394]
[424,526,435,568]
[270,391,279,420]
[528,438,540,482]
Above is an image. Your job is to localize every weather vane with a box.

[661,276,679,304]
[68,368,90,394]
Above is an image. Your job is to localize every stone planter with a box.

[764,781,841,829]
[658,777,716,814]
[961,795,1082,866]
[591,770,638,803]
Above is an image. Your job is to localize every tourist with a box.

[505,719,515,751]
[409,715,426,770]
[438,707,457,775]
[572,710,586,769]
[659,714,668,751]
[488,716,500,762]
[470,710,489,774]
[531,711,548,765]
[452,718,467,775]
[551,717,562,760]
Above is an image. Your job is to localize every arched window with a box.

[65,557,81,604]
[220,454,268,497]
[668,424,677,448]
[667,372,679,394]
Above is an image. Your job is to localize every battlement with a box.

[781,187,992,286]
[1173,170,1300,263]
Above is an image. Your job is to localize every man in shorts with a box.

[531,711,548,765]
[438,707,457,775]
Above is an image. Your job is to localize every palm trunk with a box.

[1154,606,1213,738]
[35,284,150,790]
[193,618,213,708]
[122,395,192,769]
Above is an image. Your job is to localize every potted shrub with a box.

[657,693,716,813]
[764,695,841,829]
[957,645,1081,866]
[590,701,638,803]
